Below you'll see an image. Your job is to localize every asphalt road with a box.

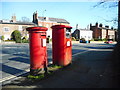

[0,42,115,85]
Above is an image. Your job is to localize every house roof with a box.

[0,20,35,25]
[38,17,70,24]
[98,27,115,30]
[77,29,93,31]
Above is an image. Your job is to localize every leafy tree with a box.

[22,36,29,43]
[21,17,30,22]
[11,30,21,43]
[1,35,4,41]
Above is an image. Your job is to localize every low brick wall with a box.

[72,41,79,44]
[0,41,16,44]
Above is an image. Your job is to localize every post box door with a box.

[65,28,72,65]
[39,32,47,67]
[65,28,71,46]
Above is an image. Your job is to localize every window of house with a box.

[39,24,42,26]
[3,27,9,32]
[46,24,49,28]
[19,25,23,31]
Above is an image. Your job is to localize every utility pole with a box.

[42,10,46,27]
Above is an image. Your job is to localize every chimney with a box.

[105,25,109,28]
[99,23,103,27]
[90,23,92,30]
[87,25,89,30]
[95,22,98,27]
[35,11,38,20]
[44,17,49,21]
[111,27,114,30]
[76,24,78,29]
[33,11,38,24]
[11,15,16,22]
[33,12,35,23]
[90,23,92,27]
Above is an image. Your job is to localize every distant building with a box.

[0,11,70,40]
[0,15,35,40]
[72,28,93,41]
[33,11,70,38]
[90,22,117,40]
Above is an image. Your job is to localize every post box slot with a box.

[41,35,46,36]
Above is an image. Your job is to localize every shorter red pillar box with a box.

[26,27,48,75]
[51,25,72,66]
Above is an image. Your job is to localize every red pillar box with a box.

[26,27,48,75]
[51,25,72,66]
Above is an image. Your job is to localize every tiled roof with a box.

[38,17,70,24]
[80,29,92,31]
[77,29,92,31]
[98,27,114,30]
[0,21,35,25]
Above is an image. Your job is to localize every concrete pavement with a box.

[2,43,120,89]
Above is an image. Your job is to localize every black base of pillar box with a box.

[30,68,48,76]
[30,68,42,76]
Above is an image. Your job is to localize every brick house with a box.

[0,11,70,40]
[33,11,70,38]
[0,15,35,40]
[90,22,117,41]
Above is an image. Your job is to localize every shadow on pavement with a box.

[13,53,29,57]
[8,57,30,64]
[2,64,24,75]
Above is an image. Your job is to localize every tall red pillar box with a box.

[26,27,48,74]
[51,25,72,66]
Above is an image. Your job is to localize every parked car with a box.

[79,38,90,43]
[104,39,113,44]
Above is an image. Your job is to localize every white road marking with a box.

[89,49,113,51]
[0,68,30,83]
[72,50,90,57]
[72,48,113,57]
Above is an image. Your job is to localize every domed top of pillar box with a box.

[51,25,72,29]
[26,26,48,32]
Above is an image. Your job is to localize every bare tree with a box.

[93,0,120,43]
[21,17,30,22]
[93,0,118,8]
[93,0,118,25]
